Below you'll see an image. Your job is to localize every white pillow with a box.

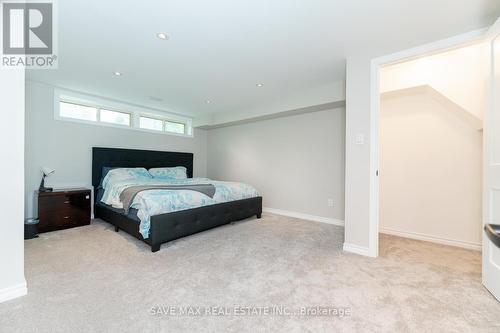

[102,168,151,189]
[148,167,187,180]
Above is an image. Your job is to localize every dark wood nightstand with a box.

[37,188,91,233]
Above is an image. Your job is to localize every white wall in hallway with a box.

[380,42,488,119]
[379,91,483,249]
[0,68,26,302]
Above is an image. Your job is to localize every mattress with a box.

[96,188,140,222]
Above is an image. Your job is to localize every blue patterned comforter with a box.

[100,177,260,238]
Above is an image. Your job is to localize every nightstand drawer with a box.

[39,193,90,211]
[38,211,90,232]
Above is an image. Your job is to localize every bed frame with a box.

[92,147,262,252]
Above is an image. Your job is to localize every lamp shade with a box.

[41,167,55,176]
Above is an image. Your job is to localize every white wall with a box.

[0,68,27,302]
[344,55,375,256]
[380,91,483,249]
[25,81,208,218]
[380,42,488,119]
[207,108,345,221]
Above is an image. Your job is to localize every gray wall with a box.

[25,81,208,218]
[207,108,346,220]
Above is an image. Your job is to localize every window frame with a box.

[54,89,193,137]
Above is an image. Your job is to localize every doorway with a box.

[369,18,500,301]
[378,42,486,250]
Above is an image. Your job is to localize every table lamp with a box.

[39,167,55,192]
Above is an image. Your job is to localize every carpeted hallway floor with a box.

[1,213,499,332]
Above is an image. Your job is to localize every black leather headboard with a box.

[92,147,193,199]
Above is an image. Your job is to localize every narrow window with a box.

[164,121,186,134]
[139,116,163,131]
[100,109,131,126]
[59,102,97,122]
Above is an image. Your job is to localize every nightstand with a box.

[37,188,91,233]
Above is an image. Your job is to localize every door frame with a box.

[367,28,487,257]
[482,17,500,301]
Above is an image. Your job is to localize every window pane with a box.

[165,121,185,134]
[100,109,130,126]
[140,116,163,131]
[59,102,97,121]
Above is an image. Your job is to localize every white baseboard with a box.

[0,281,27,303]
[263,208,379,257]
[343,243,376,257]
[262,207,344,227]
[379,227,482,251]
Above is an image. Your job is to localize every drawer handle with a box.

[64,201,70,204]
[63,216,70,219]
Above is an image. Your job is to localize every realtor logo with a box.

[1,0,57,68]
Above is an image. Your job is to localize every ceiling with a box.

[28,0,500,119]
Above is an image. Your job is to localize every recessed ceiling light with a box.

[157,32,169,40]
[113,71,122,76]
[206,100,212,104]
[256,83,264,87]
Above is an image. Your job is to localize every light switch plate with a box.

[355,133,365,145]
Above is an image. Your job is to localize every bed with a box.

[92,147,262,252]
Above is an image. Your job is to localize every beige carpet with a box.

[0,214,499,332]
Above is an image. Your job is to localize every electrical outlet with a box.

[327,198,334,207]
